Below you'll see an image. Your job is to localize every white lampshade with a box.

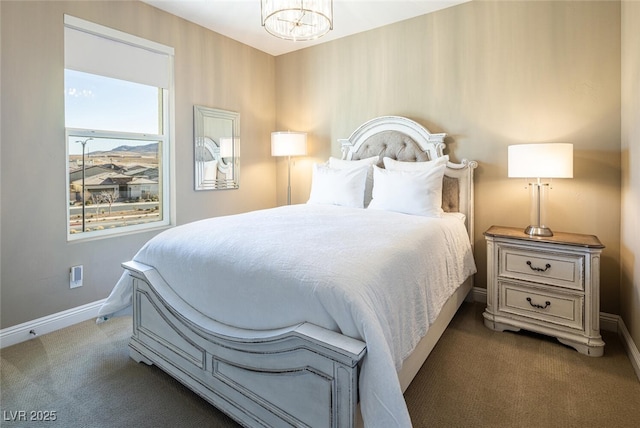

[271,131,307,157]
[508,143,573,178]
[219,137,234,158]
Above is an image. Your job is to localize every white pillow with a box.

[328,155,379,169]
[368,164,446,217]
[329,156,379,207]
[307,163,369,208]
[203,160,218,181]
[383,155,449,171]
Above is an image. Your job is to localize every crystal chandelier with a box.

[261,0,333,41]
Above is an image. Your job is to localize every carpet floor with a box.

[2,302,639,427]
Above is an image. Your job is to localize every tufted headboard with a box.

[339,116,477,242]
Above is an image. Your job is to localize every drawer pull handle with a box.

[526,260,551,272]
[527,297,551,309]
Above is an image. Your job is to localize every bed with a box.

[98,116,478,427]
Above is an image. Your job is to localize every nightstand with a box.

[483,225,605,356]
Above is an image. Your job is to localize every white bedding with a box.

[99,204,476,427]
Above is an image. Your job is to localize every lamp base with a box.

[524,225,554,237]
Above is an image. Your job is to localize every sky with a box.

[65,69,161,155]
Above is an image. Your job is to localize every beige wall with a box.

[0,1,276,328]
[0,0,632,341]
[275,0,622,313]
[621,0,640,351]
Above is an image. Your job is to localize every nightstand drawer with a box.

[499,281,584,330]
[499,245,584,291]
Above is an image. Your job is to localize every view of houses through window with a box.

[64,15,173,240]
[65,68,167,237]
[67,133,162,235]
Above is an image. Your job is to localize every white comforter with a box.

[99,204,476,427]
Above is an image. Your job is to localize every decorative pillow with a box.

[329,156,379,207]
[307,163,369,208]
[368,164,446,217]
[383,155,449,171]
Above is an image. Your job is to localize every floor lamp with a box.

[271,131,307,205]
[508,143,573,237]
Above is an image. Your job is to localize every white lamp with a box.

[261,0,333,41]
[508,143,573,237]
[272,131,307,205]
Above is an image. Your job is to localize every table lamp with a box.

[508,143,573,237]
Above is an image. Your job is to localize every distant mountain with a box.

[89,143,158,156]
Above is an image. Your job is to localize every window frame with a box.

[64,15,175,242]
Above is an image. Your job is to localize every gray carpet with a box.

[2,302,639,427]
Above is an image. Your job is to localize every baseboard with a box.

[599,312,619,333]
[471,286,640,381]
[620,319,640,381]
[601,312,640,381]
[471,286,487,303]
[0,299,106,349]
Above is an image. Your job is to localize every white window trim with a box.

[64,15,175,242]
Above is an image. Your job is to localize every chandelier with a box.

[261,0,333,41]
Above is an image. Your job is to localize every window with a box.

[64,15,174,240]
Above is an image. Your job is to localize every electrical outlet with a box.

[70,265,83,288]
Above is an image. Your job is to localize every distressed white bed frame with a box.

[123,116,477,427]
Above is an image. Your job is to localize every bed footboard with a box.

[123,261,366,428]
